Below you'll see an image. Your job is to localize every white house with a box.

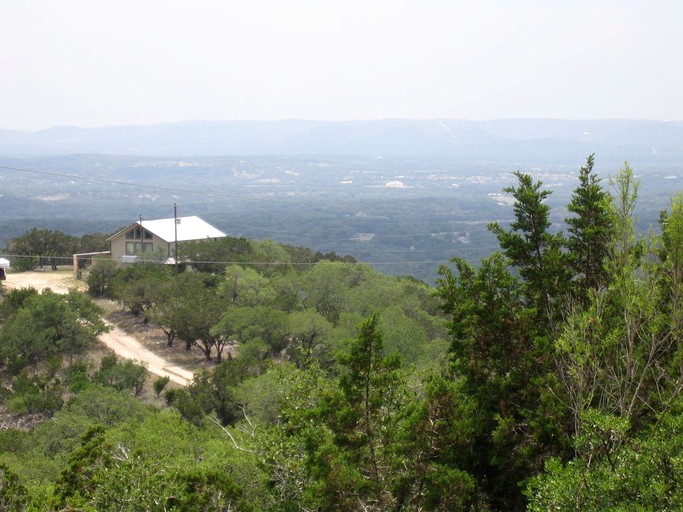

[107,216,227,264]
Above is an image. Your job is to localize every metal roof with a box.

[109,216,227,243]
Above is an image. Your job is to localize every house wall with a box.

[109,232,171,263]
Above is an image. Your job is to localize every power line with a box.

[0,253,480,268]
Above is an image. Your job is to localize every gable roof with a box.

[108,216,227,243]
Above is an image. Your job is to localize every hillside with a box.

[2,164,683,510]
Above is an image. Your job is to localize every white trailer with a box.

[0,257,9,280]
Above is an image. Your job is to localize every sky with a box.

[1,0,681,131]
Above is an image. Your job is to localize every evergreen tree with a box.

[436,255,568,510]
[488,172,570,328]
[565,154,614,300]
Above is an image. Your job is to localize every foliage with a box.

[435,253,565,509]
[0,464,29,512]
[169,358,268,426]
[0,289,107,371]
[3,228,79,270]
[94,353,147,397]
[0,386,152,496]
[488,171,570,328]
[152,375,170,398]
[0,286,39,322]
[85,258,118,298]
[109,263,172,318]
[219,264,277,306]
[527,410,683,511]
[260,316,479,511]
[212,305,288,356]
[565,154,615,299]
[177,236,254,273]
[5,370,63,415]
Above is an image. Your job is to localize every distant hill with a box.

[1,119,682,161]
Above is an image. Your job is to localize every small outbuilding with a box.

[107,216,227,264]
[0,257,9,280]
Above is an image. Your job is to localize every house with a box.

[108,216,227,264]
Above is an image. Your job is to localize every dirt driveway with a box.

[2,270,193,386]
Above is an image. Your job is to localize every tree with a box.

[294,315,407,511]
[301,261,354,324]
[153,376,170,398]
[251,239,292,277]
[6,369,64,415]
[219,265,276,307]
[527,410,683,511]
[0,286,39,322]
[110,263,172,319]
[78,232,110,254]
[143,272,186,347]
[4,228,78,270]
[287,309,334,367]
[608,162,642,275]
[143,271,225,356]
[392,375,477,511]
[658,193,683,342]
[488,172,570,327]
[0,464,29,511]
[174,286,228,361]
[543,164,683,512]
[212,306,288,356]
[177,236,254,273]
[171,359,267,426]
[0,289,108,370]
[51,424,254,511]
[436,254,568,510]
[565,154,615,299]
[555,181,683,439]
[94,353,148,397]
[86,258,119,298]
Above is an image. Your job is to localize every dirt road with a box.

[2,270,193,386]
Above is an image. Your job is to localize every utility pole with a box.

[138,214,143,261]
[174,203,180,275]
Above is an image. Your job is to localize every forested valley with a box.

[2,155,683,510]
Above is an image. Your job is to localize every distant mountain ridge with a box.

[1,119,682,161]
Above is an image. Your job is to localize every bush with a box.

[153,375,171,397]
[6,371,63,416]
[86,258,118,297]
[66,361,91,393]
[94,353,147,396]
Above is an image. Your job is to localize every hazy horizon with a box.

[4,116,683,134]
[2,1,682,132]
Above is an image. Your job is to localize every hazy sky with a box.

[1,0,681,131]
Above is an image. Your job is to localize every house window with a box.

[124,226,154,255]
[125,227,153,240]
[125,241,154,255]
